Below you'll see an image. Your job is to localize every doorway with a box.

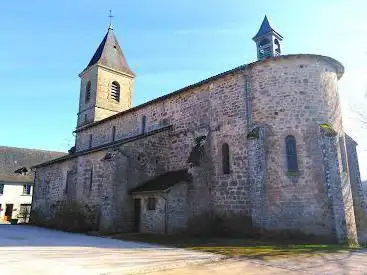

[133,199,141,232]
[5,204,13,222]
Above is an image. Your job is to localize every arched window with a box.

[111,81,120,102]
[285,136,298,172]
[222,143,230,174]
[259,38,271,46]
[85,81,91,103]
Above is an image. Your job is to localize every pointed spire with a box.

[253,15,282,40]
[81,15,135,76]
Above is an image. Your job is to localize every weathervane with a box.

[108,9,114,30]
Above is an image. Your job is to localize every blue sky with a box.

[1,1,367,178]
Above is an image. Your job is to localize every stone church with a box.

[31,16,366,243]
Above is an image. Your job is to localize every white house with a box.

[0,146,65,223]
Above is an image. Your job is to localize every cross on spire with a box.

[108,10,114,30]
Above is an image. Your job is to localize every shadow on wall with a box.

[186,211,337,244]
[30,200,100,233]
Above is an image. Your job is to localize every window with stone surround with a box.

[285,135,298,172]
[147,197,156,211]
[85,81,91,103]
[222,143,230,174]
[111,81,120,102]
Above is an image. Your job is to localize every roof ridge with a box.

[0,145,66,154]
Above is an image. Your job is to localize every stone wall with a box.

[33,54,358,242]
[248,55,356,241]
[33,130,170,232]
[138,195,165,234]
[345,134,367,243]
[167,182,187,234]
[74,70,250,216]
[134,182,188,234]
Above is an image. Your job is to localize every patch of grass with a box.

[102,233,358,259]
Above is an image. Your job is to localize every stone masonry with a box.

[31,18,363,243]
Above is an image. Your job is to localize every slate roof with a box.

[130,170,191,193]
[0,146,66,183]
[82,28,135,76]
[253,15,283,40]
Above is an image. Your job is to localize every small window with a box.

[259,38,271,46]
[222,143,230,174]
[0,184,4,195]
[23,184,31,195]
[147,197,156,210]
[112,126,116,142]
[111,81,120,102]
[84,114,88,124]
[141,115,147,134]
[88,134,93,149]
[85,81,91,103]
[285,135,298,172]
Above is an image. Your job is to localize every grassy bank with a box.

[96,233,358,259]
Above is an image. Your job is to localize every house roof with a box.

[253,15,283,40]
[82,27,135,76]
[130,170,191,193]
[0,146,66,183]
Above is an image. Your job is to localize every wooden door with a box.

[5,204,13,221]
[133,199,141,232]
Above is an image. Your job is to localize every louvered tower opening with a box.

[111,81,120,102]
[85,81,91,103]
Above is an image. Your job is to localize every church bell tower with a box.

[253,16,283,61]
[77,21,135,128]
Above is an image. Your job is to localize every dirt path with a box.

[2,225,367,275]
[0,225,220,275]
